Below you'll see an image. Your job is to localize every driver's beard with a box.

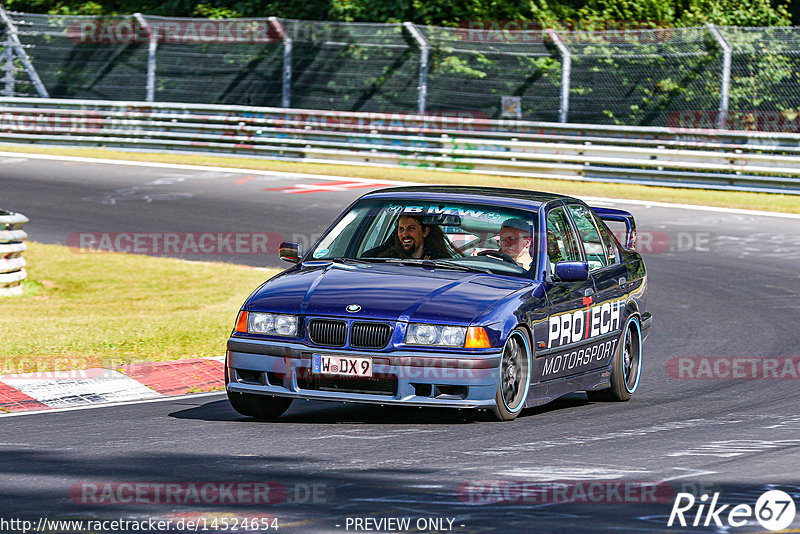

[400,242,417,257]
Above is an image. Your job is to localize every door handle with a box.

[618,277,627,287]
[584,288,594,296]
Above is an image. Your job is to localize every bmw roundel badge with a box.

[346,304,361,313]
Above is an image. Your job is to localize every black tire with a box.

[587,315,642,402]
[225,365,292,419]
[227,390,293,419]
[488,329,532,421]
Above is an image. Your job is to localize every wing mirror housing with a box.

[554,261,589,282]
[279,242,301,263]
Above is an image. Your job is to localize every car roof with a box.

[359,185,571,209]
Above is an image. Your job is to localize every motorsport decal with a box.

[540,338,618,379]
[547,297,625,349]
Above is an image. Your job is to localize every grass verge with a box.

[0,242,278,374]
[1,144,799,214]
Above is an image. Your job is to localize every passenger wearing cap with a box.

[498,218,533,269]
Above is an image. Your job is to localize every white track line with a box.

[0,149,417,185]
[2,149,798,220]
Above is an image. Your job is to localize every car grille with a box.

[308,319,347,347]
[307,319,392,348]
[296,371,398,397]
[350,322,392,349]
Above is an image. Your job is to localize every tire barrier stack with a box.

[0,210,29,297]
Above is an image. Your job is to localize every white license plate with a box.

[312,354,372,377]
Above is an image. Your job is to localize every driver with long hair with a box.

[379,214,452,259]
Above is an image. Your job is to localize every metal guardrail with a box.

[1,97,799,194]
[0,209,28,297]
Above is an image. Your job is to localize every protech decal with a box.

[547,298,625,349]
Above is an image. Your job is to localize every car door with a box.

[564,202,628,371]
[535,204,597,382]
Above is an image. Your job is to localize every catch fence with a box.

[3,8,800,129]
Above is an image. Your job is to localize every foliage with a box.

[679,0,791,26]
[2,0,793,26]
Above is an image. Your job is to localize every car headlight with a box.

[248,312,298,337]
[406,323,467,347]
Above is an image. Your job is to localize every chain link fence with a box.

[720,26,800,131]
[3,7,800,129]
[283,19,420,113]
[144,15,284,105]
[419,25,561,122]
[562,26,723,126]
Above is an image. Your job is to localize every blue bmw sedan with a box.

[226,186,652,421]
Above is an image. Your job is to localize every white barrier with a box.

[0,210,28,297]
[1,97,799,194]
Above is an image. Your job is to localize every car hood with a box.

[247,263,530,324]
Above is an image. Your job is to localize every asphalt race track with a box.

[1,152,799,533]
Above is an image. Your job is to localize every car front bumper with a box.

[226,338,503,408]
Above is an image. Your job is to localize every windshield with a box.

[309,198,539,277]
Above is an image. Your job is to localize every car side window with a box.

[546,207,581,271]
[593,214,620,265]
[567,204,608,271]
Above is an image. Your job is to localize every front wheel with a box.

[488,329,532,421]
[587,315,642,402]
[227,390,293,419]
[225,365,293,419]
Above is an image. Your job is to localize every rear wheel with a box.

[587,315,642,402]
[489,329,532,421]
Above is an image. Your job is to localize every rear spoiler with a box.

[591,207,637,251]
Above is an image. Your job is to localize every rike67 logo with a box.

[668,490,796,530]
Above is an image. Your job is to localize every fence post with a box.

[0,5,48,98]
[134,13,157,102]
[707,24,731,129]
[2,37,14,97]
[403,22,428,116]
[547,29,571,123]
[269,17,292,108]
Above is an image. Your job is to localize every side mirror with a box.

[279,242,301,263]
[554,261,589,282]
